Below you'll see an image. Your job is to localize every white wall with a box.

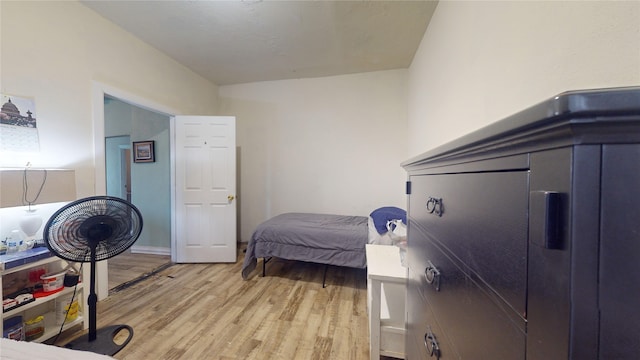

[408,1,640,157]
[8,1,633,249]
[0,1,219,198]
[129,108,171,252]
[219,70,408,242]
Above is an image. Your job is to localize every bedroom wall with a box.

[0,1,219,198]
[219,70,408,243]
[407,1,640,158]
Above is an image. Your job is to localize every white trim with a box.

[170,116,177,263]
[130,245,171,256]
[94,82,179,117]
[91,81,180,301]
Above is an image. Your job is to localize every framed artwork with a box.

[133,140,155,163]
[1,94,40,152]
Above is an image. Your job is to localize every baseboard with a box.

[130,245,171,256]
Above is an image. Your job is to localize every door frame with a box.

[92,81,180,300]
[119,144,131,202]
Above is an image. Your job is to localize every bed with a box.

[241,207,406,286]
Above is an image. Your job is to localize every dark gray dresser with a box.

[401,87,640,359]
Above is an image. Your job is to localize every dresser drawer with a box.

[408,229,526,359]
[408,171,528,316]
[406,276,458,360]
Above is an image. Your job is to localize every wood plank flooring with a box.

[54,249,373,359]
[108,250,171,290]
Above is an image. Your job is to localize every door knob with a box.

[228,195,235,201]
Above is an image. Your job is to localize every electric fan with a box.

[43,196,143,356]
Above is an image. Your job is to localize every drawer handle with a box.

[426,197,444,217]
[424,327,441,359]
[425,261,441,291]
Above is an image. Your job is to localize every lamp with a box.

[19,212,42,247]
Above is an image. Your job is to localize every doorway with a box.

[104,96,172,290]
[121,146,131,203]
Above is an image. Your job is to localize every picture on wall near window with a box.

[133,140,155,163]
[0,94,40,152]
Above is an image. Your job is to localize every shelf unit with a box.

[1,252,88,342]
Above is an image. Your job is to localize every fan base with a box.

[65,324,133,356]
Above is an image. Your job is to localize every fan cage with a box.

[44,196,143,262]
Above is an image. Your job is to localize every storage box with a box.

[24,315,44,341]
[3,315,24,340]
[40,271,65,292]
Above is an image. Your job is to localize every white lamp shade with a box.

[19,212,43,237]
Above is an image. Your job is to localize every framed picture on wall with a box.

[133,140,155,163]
[1,94,40,152]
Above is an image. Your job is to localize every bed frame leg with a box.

[322,264,329,288]
[262,257,272,277]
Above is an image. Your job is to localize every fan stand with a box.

[64,240,134,356]
[66,325,134,355]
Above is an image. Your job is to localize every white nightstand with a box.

[366,244,407,359]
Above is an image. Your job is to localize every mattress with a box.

[241,212,369,279]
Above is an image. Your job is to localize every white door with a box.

[175,116,237,263]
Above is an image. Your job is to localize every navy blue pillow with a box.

[370,206,406,234]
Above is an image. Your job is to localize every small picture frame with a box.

[133,140,155,163]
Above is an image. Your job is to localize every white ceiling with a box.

[81,0,438,86]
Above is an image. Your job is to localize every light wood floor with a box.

[108,250,171,290]
[54,249,373,359]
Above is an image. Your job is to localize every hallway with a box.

[108,250,171,290]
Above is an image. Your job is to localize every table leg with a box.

[370,278,381,360]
